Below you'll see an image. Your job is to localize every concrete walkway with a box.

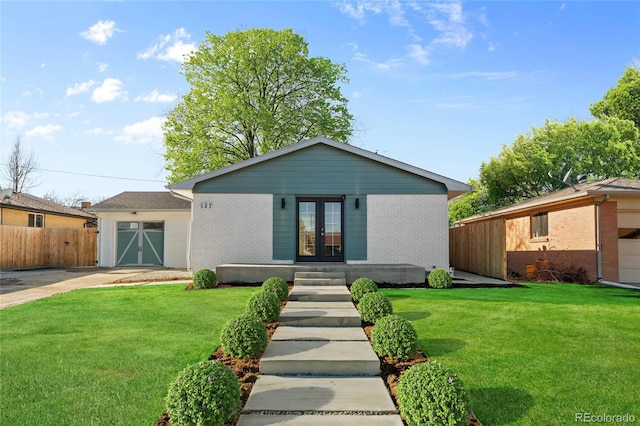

[237,272,403,425]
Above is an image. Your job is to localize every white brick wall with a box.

[366,194,449,270]
[191,194,273,271]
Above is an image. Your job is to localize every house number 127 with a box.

[200,202,213,209]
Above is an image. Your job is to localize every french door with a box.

[116,221,164,265]
[297,198,344,262]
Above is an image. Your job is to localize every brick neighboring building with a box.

[453,178,640,284]
[0,190,96,228]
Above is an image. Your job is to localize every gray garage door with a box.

[116,222,164,266]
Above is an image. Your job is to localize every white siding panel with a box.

[366,194,448,270]
[191,194,273,271]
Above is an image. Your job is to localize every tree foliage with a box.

[590,65,640,130]
[448,179,487,224]
[479,117,640,208]
[2,136,39,193]
[164,28,354,183]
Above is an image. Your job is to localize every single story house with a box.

[0,190,96,228]
[169,137,470,283]
[91,192,191,268]
[452,178,640,284]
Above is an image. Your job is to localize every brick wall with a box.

[599,201,619,282]
[191,194,273,271]
[366,194,448,270]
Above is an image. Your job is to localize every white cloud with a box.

[135,89,178,103]
[138,28,195,63]
[2,111,49,129]
[336,1,382,23]
[86,127,105,135]
[407,43,430,65]
[97,62,108,72]
[25,124,62,139]
[66,80,96,96]
[115,116,165,144]
[354,52,404,71]
[80,20,119,45]
[450,71,518,81]
[40,63,46,69]
[91,78,127,103]
[426,2,473,48]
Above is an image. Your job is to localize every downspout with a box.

[595,194,609,281]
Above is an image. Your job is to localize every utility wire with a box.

[0,163,165,183]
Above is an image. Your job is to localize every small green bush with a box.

[371,314,418,360]
[350,277,378,302]
[245,290,280,322]
[165,360,241,426]
[397,361,469,426]
[358,291,393,324]
[220,314,268,358]
[261,277,289,302]
[428,268,452,289]
[193,268,217,289]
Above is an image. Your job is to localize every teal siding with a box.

[273,195,295,260]
[194,144,447,195]
[344,195,366,260]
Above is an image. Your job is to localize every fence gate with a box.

[117,222,164,265]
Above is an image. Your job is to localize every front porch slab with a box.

[216,263,425,284]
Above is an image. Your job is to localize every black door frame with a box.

[296,197,344,262]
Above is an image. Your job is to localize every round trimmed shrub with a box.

[261,277,289,302]
[371,314,418,360]
[220,314,268,358]
[428,268,452,289]
[358,291,393,324]
[193,268,217,289]
[166,360,241,426]
[350,277,378,302]
[245,290,280,322]
[397,361,469,426]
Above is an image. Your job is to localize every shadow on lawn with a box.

[470,386,534,425]
[420,338,466,356]
[400,311,430,321]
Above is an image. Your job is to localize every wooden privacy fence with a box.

[450,219,507,280]
[0,225,97,269]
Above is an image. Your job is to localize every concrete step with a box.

[294,277,347,286]
[284,301,355,309]
[294,272,346,279]
[288,286,351,302]
[260,341,380,375]
[272,326,368,341]
[279,307,361,327]
[241,375,398,414]
[237,414,404,425]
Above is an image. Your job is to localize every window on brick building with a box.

[531,212,548,238]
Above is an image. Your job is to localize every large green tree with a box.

[479,117,640,208]
[590,65,640,130]
[164,28,354,183]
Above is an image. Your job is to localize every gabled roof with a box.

[0,192,96,219]
[91,191,191,211]
[168,137,471,199]
[457,177,640,224]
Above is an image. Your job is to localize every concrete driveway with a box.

[0,267,192,309]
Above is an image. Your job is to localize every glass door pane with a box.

[324,201,342,257]
[298,201,316,256]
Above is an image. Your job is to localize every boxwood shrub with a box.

[261,277,289,302]
[165,360,241,426]
[357,291,393,324]
[193,268,217,289]
[220,314,268,358]
[428,268,452,289]
[397,361,469,426]
[350,277,378,302]
[245,290,280,322]
[371,314,418,360]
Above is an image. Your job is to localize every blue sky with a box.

[1,1,639,203]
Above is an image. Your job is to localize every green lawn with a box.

[383,283,640,426]
[2,283,638,425]
[0,284,255,425]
